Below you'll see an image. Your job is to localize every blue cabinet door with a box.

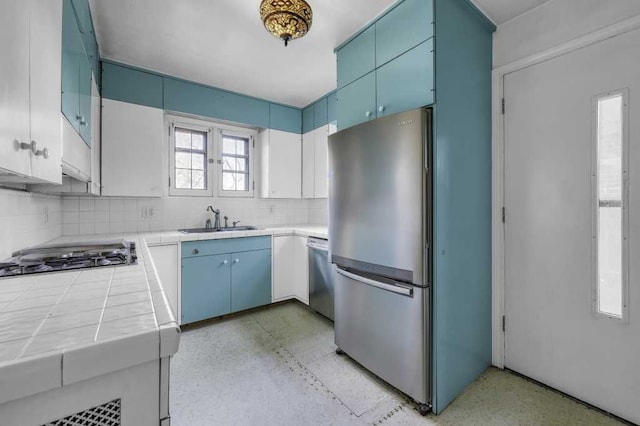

[102,62,163,108]
[375,0,434,67]
[327,92,337,125]
[270,103,302,133]
[376,39,434,118]
[78,54,92,145]
[61,0,83,131]
[181,254,231,324]
[336,72,377,131]
[230,249,272,312]
[313,97,328,130]
[302,105,314,134]
[337,25,376,89]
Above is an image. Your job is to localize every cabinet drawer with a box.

[375,0,433,67]
[337,25,376,89]
[182,236,271,258]
[376,39,434,118]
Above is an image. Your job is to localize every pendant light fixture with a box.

[260,0,313,47]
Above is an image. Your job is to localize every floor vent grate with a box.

[43,398,121,426]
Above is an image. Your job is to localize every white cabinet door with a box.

[149,244,179,322]
[272,236,296,302]
[293,236,309,304]
[259,129,301,199]
[29,0,62,184]
[101,99,164,197]
[313,126,329,199]
[302,131,315,198]
[0,1,31,177]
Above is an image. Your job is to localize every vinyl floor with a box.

[170,301,623,426]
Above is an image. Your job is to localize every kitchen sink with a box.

[178,226,259,234]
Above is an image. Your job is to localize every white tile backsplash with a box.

[0,189,62,259]
[60,195,329,236]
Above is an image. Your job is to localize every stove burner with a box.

[0,240,137,277]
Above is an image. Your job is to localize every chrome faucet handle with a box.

[224,216,229,227]
[233,220,241,227]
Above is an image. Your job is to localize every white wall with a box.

[0,189,62,259]
[61,195,328,237]
[493,0,640,68]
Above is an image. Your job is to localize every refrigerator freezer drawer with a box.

[334,268,430,405]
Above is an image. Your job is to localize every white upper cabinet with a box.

[101,99,164,197]
[258,129,302,199]
[302,131,315,198]
[302,125,330,199]
[29,0,63,184]
[0,0,62,184]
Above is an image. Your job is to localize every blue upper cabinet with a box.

[70,0,100,83]
[336,72,377,130]
[313,97,328,129]
[303,105,314,133]
[102,62,163,109]
[376,0,434,67]
[327,92,337,124]
[337,25,376,89]
[218,91,270,129]
[270,104,302,133]
[376,39,434,118]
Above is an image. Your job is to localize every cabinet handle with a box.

[77,115,87,126]
[35,147,49,160]
[222,259,228,265]
[378,106,385,113]
[17,141,37,154]
[234,258,240,264]
[365,111,372,118]
[192,248,199,255]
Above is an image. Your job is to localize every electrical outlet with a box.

[141,206,155,219]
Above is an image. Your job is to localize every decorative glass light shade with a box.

[260,0,313,46]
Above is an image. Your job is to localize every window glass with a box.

[221,135,250,192]
[174,127,208,190]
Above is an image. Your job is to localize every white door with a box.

[313,126,329,198]
[0,1,31,176]
[302,131,315,198]
[504,29,640,423]
[268,130,302,199]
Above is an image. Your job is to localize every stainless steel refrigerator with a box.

[329,107,432,414]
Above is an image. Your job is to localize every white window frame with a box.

[167,114,256,198]
[216,127,255,198]
[591,88,630,322]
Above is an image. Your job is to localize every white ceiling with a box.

[473,0,551,25]
[90,0,550,108]
[90,0,396,108]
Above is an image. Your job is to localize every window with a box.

[168,115,255,197]
[221,134,250,192]
[593,90,628,321]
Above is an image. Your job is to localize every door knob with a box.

[234,259,240,264]
[192,248,199,255]
[222,259,228,265]
[378,106,385,113]
[365,111,372,118]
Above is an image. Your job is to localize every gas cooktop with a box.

[0,240,137,277]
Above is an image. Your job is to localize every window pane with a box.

[235,173,247,191]
[223,138,236,155]
[176,152,191,169]
[191,153,205,171]
[236,158,247,172]
[598,96,623,202]
[175,169,191,189]
[192,170,205,190]
[222,157,236,171]
[222,172,235,191]
[596,93,624,318]
[175,129,191,149]
[236,139,247,155]
[191,133,205,151]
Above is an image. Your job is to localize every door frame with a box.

[491,14,640,368]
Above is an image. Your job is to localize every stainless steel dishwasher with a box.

[308,237,334,321]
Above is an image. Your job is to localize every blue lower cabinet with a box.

[181,254,232,324]
[231,249,272,312]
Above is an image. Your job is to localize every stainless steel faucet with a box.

[233,220,241,227]
[205,218,212,229]
[224,216,229,228]
[206,206,221,230]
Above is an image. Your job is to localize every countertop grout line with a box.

[93,268,116,342]
[15,272,81,359]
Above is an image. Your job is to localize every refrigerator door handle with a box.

[307,242,329,252]
[336,267,413,297]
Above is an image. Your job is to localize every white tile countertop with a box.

[0,224,326,405]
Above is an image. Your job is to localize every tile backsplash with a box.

[62,196,328,236]
[0,189,62,259]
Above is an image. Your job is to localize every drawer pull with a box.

[234,258,240,264]
[192,248,199,255]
